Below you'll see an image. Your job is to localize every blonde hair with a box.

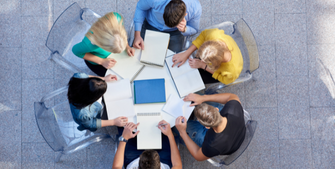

[196,40,229,70]
[194,103,222,128]
[86,12,127,53]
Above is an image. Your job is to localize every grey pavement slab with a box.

[275,13,307,45]
[247,139,280,169]
[22,16,50,48]
[53,0,85,19]
[0,14,22,48]
[199,14,211,30]
[117,0,138,31]
[86,0,116,17]
[278,106,311,139]
[22,142,55,169]
[212,0,242,15]
[86,139,116,169]
[22,0,52,17]
[276,43,308,76]
[198,0,211,16]
[247,108,278,141]
[277,76,309,107]
[245,76,277,108]
[279,139,313,169]
[275,0,306,13]
[54,149,87,169]
[212,14,242,26]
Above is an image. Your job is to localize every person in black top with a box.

[174,93,246,161]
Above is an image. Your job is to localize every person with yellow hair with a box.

[172,28,243,85]
[72,12,134,76]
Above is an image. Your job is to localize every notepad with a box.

[103,79,135,120]
[137,112,162,149]
[140,30,170,67]
[165,53,205,98]
[162,94,195,119]
[134,79,166,104]
[108,48,144,81]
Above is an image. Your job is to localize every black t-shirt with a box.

[201,100,246,158]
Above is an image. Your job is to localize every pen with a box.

[157,123,168,127]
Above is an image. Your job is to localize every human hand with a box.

[102,58,117,69]
[172,52,189,67]
[175,116,187,134]
[157,120,172,137]
[126,46,135,56]
[188,58,206,69]
[183,93,204,106]
[133,33,144,50]
[104,74,117,82]
[176,17,187,33]
[122,122,140,140]
[112,116,128,127]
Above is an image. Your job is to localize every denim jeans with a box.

[140,20,184,53]
[173,101,224,147]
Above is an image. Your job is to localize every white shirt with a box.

[126,157,170,169]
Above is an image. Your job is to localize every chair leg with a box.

[55,152,64,163]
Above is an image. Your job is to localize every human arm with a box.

[133,0,152,50]
[184,93,240,106]
[101,116,128,127]
[112,123,140,169]
[87,74,117,82]
[181,8,202,36]
[126,44,135,56]
[171,44,197,67]
[158,120,182,169]
[175,117,209,161]
[83,53,116,69]
[188,58,215,74]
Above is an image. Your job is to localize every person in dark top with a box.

[174,93,246,161]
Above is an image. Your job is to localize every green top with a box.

[72,12,122,65]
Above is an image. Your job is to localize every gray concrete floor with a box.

[1,0,335,168]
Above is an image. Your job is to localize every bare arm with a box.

[175,117,209,161]
[172,44,197,67]
[83,53,116,69]
[184,93,240,106]
[101,116,128,127]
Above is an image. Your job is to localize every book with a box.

[108,48,144,81]
[134,79,166,104]
[165,53,205,98]
[136,112,162,149]
[140,30,170,67]
[162,94,195,119]
[103,79,135,120]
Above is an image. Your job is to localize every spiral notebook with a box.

[137,112,162,150]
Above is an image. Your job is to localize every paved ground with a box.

[1,0,335,168]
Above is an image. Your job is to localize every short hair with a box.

[139,150,160,169]
[194,103,222,127]
[163,0,186,28]
[67,77,107,109]
[86,12,127,53]
[196,40,229,70]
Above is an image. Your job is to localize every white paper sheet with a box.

[162,94,195,119]
[137,112,162,149]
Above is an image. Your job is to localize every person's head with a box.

[196,40,228,71]
[163,0,186,28]
[194,103,222,128]
[67,77,107,109]
[139,150,160,169]
[86,12,127,53]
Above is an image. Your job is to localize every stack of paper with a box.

[108,48,144,81]
[103,79,135,120]
[165,53,205,98]
[140,30,170,67]
[133,79,166,104]
[137,112,162,149]
[162,94,195,120]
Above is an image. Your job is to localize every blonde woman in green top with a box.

[72,12,134,76]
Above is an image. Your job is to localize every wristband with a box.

[204,65,207,70]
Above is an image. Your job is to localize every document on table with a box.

[140,30,170,67]
[103,79,135,120]
[165,53,205,98]
[162,94,195,119]
[108,48,144,82]
[137,112,162,150]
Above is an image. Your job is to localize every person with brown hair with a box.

[72,12,134,76]
[172,28,243,85]
[112,121,182,169]
[174,93,246,161]
[133,0,202,53]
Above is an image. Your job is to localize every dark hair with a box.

[163,0,186,28]
[139,150,160,169]
[67,77,107,109]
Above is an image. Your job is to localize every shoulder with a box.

[72,73,89,79]
[220,100,243,117]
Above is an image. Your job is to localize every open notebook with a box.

[140,30,170,67]
[162,94,195,119]
[165,53,205,98]
[108,48,144,81]
[103,79,135,120]
[137,112,162,149]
